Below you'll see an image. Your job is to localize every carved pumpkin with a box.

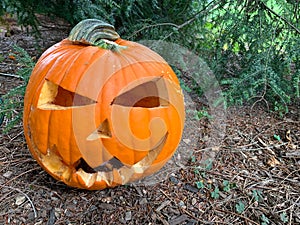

[23,19,185,190]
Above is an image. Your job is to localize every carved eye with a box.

[111,77,169,108]
[37,80,97,110]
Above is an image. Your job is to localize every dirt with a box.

[0,16,299,225]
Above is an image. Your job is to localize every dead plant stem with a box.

[0,184,37,218]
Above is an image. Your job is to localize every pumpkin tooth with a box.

[41,148,68,175]
[115,133,168,184]
[76,169,97,188]
[96,171,114,186]
[117,167,134,184]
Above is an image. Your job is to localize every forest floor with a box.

[0,16,299,225]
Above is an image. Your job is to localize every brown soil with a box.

[0,16,299,225]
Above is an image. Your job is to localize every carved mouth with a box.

[75,132,168,187]
[33,77,172,188]
[36,133,168,188]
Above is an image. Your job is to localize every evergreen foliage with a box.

[0,0,299,127]
[0,46,35,132]
[199,0,300,114]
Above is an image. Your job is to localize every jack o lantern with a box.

[23,19,185,190]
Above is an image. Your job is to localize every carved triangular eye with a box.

[87,119,112,141]
[111,77,169,108]
[38,80,97,110]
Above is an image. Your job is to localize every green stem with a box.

[68,19,126,51]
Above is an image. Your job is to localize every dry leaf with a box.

[8,55,15,60]
[267,156,280,167]
[285,130,292,142]
[15,195,26,206]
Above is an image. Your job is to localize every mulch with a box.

[0,15,299,225]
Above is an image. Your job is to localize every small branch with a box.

[230,142,288,153]
[0,72,22,79]
[9,130,24,142]
[215,208,260,225]
[279,169,300,186]
[177,0,219,30]
[129,0,220,39]
[250,96,270,113]
[289,196,300,225]
[4,167,40,185]
[0,184,37,218]
[159,189,203,222]
[260,1,300,35]
[129,22,179,39]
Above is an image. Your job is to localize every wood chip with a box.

[156,200,171,212]
[3,171,13,178]
[125,211,132,221]
[15,195,26,206]
[168,214,188,225]
[183,139,191,144]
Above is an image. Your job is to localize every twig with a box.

[289,196,300,225]
[159,188,176,202]
[159,189,202,222]
[194,146,221,152]
[0,72,22,79]
[129,0,219,39]
[235,142,258,148]
[252,120,300,142]
[130,22,179,38]
[260,1,300,35]
[4,167,40,185]
[0,184,37,218]
[228,142,288,153]
[250,96,270,113]
[181,207,203,222]
[9,130,24,142]
[279,169,300,186]
[178,0,219,29]
[1,158,34,165]
[215,208,260,225]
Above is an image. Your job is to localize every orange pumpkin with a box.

[23,19,185,190]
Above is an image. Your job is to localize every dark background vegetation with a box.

[0,1,299,224]
[1,0,299,117]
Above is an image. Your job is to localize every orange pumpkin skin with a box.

[23,20,185,190]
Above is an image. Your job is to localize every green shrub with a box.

[0,46,34,132]
[1,0,299,119]
[192,0,300,114]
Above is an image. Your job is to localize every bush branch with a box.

[260,1,300,35]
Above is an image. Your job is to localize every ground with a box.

[0,16,299,225]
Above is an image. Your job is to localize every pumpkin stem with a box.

[68,19,126,51]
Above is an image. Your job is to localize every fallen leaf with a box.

[285,130,291,142]
[267,156,280,167]
[8,55,15,60]
[3,171,13,178]
[183,138,191,144]
[15,195,26,206]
